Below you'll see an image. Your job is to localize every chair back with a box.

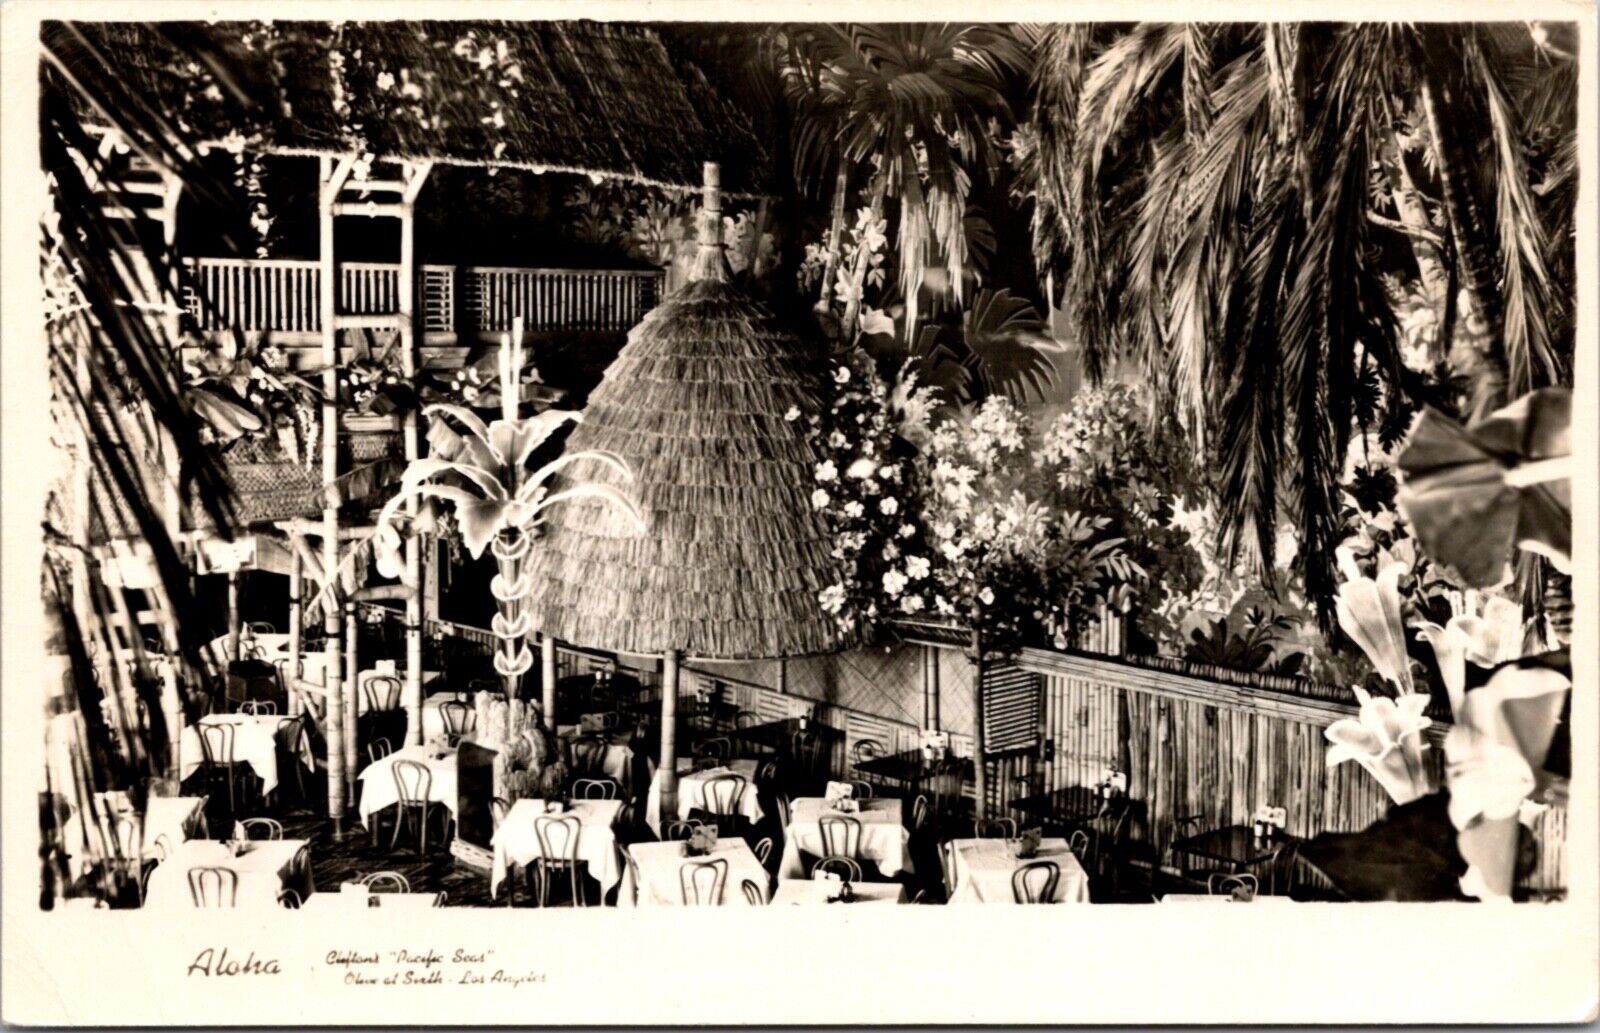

[367,737,394,765]
[680,857,729,906]
[570,736,609,776]
[439,700,474,743]
[1011,860,1061,904]
[753,837,774,866]
[361,871,411,893]
[852,738,886,764]
[534,814,583,864]
[363,675,402,713]
[790,731,822,773]
[391,759,433,807]
[241,817,283,841]
[754,759,780,786]
[695,737,731,765]
[490,797,510,829]
[702,774,747,817]
[848,780,874,800]
[277,888,301,908]
[911,794,930,831]
[939,842,957,900]
[813,855,864,883]
[276,714,310,755]
[573,778,618,800]
[247,622,277,636]
[1209,872,1259,899]
[241,700,277,716]
[735,710,761,731]
[187,866,239,907]
[819,814,862,859]
[197,722,236,766]
[741,878,766,905]
[977,817,1018,839]
[662,820,702,842]
[1068,828,1093,861]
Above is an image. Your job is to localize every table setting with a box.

[488,797,626,900]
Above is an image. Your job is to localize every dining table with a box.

[179,712,313,797]
[61,795,207,880]
[144,838,313,909]
[643,758,764,834]
[854,749,975,800]
[619,838,769,907]
[945,837,1092,904]
[488,798,625,900]
[1169,824,1296,893]
[769,878,907,905]
[357,743,459,829]
[1005,786,1105,829]
[557,726,652,795]
[776,797,913,880]
[299,889,445,911]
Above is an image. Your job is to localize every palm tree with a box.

[769,23,1029,340]
[1025,23,1575,616]
[39,21,264,904]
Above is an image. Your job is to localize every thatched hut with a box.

[522,163,854,807]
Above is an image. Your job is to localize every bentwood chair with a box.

[197,721,248,814]
[533,814,585,907]
[938,842,958,901]
[97,814,145,906]
[695,737,732,767]
[661,820,702,842]
[247,622,277,636]
[910,794,931,832]
[1209,872,1259,899]
[573,778,619,801]
[490,797,511,830]
[361,871,411,893]
[679,858,729,906]
[188,866,239,907]
[389,759,439,853]
[569,736,609,777]
[813,855,864,883]
[240,700,277,716]
[366,737,394,766]
[241,817,283,841]
[438,701,474,746]
[852,738,887,791]
[1012,860,1062,904]
[754,758,781,788]
[277,888,302,908]
[977,817,1018,840]
[789,732,824,791]
[363,675,402,714]
[741,878,767,905]
[701,774,748,837]
[818,814,862,862]
[753,837,774,867]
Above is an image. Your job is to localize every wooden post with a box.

[225,572,240,661]
[287,538,302,716]
[319,154,353,828]
[659,648,680,821]
[927,645,942,732]
[776,657,787,695]
[971,629,987,822]
[541,634,557,731]
[400,161,430,745]
[344,606,360,791]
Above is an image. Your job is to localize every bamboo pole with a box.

[225,572,240,662]
[541,634,557,731]
[971,628,987,822]
[344,606,359,788]
[400,162,427,745]
[659,648,680,822]
[287,538,302,716]
[319,154,349,828]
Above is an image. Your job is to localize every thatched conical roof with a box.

[522,170,850,660]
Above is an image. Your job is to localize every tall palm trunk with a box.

[815,156,852,313]
[839,171,890,341]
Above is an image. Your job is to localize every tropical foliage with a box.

[1023,23,1577,620]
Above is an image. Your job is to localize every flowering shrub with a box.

[182,333,320,466]
[805,352,1140,653]
[336,331,417,416]
[798,208,888,308]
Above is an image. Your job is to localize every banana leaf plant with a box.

[371,331,643,697]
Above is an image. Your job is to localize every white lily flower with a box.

[1415,595,1525,719]
[1324,687,1434,804]
[1335,560,1415,692]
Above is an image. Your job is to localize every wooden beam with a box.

[331,201,405,218]
[343,607,360,786]
[971,628,987,822]
[287,537,303,717]
[326,153,359,197]
[331,313,402,330]
[319,153,348,827]
[400,194,424,746]
[402,160,434,204]
[659,648,680,824]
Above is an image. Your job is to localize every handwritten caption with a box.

[326,948,546,988]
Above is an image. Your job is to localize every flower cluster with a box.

[182,333,320,467]
[335,331,418,416]
[798,208,888,309]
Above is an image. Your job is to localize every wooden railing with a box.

[182,258,663,337]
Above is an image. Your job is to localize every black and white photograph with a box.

[1,1,1594,1025]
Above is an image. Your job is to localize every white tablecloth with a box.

[644,758,764,833]
[489,799,625,898]
[62,796,206,880]
[180,714,311,796]
[619,839,769,907]
[777,798,911,879]
[413,692,474,742]
[559,728,651,794]
[357,744,458,827]
[299,890,443,911]
[769,878,907,905]
[355,668,443,713]
[144,839,311,909]
[1158,894,1298,905]
[946,838,1091,904]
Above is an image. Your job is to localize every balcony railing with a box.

[182,257,663,338]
